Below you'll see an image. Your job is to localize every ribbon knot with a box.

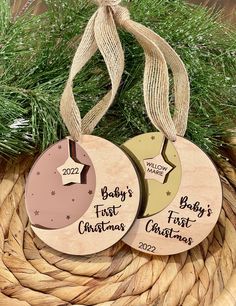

[60,0,190,142]
[95,0,121,6]
[113,5,130,25]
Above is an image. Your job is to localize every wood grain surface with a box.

[11,0,46,17]
[0,147,234,305]
[26,135,141,256]
[123,134,222,255]
[25,138,96,230]
[121,133,182,217]
[189,0,236,23]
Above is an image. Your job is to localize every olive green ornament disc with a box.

[121,132,182,217]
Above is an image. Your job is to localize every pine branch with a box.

[0,0,235,159]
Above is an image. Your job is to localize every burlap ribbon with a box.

[60,0,190,142]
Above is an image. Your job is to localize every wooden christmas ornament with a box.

[57,139,87,186]
[26,138,96,230]
[121,132,182,217]
[104,1,222,255]
[26,136,140,255]
[25,0,145,256]
[122,132,222,255]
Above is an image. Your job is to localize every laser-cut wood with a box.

[122,133,222,255]
[25,135,140,255]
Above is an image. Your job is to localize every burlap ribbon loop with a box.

[60,1,190,142]
[113,5,190,139]
[94,0,121,6]
[60,3,124,141]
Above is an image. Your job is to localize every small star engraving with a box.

[144,155,173,184]
[166,191,171,196]
[34,210,40,216]
[51,219,54,222]
[151,136,155,140]
[143,135,173,183]
[57,157,85,185]
[36,172,40,175]
[66,215,71,220]
[72,198,75,202]
[88,190,93,195]
[58,145,62,149]
[51,191,56,196]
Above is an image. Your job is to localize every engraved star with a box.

[166,191,171,196]
[36,172,40,175]
[88,190,93,195]
[144,154,173,184]
[151,136,155,140]
[51,190,56,196]
[66,215,71,220]
[57,157,85,185]
[58,145,62,149]
[34,210,40,216]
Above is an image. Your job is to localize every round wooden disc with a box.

[25,135,141,255]
[122,133,222,255]
[121,132,182,217]
[26,139,96,229]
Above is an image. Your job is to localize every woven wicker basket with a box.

[0,142,235,306]
[2,2,236,305]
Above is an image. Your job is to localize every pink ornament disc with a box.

[26,138,96,229]
[25,135,141,255]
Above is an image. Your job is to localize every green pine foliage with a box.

[0,0,235,158]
